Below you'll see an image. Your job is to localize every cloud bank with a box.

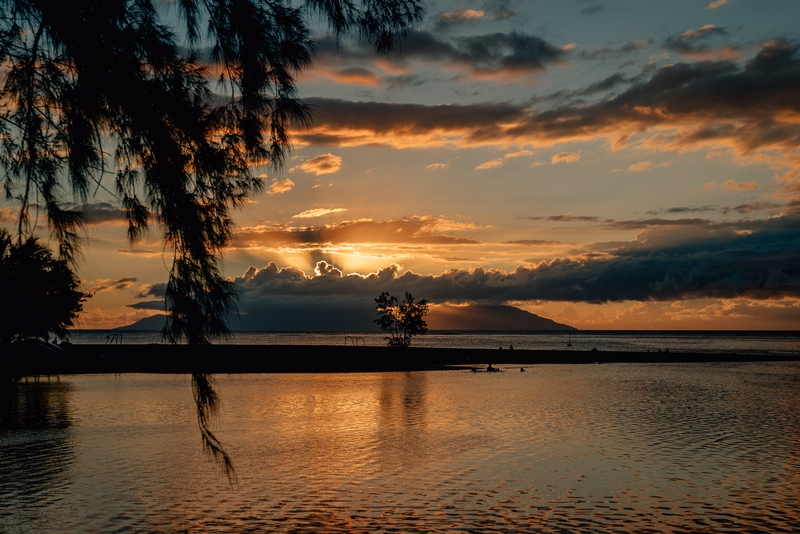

[232,215,800,305]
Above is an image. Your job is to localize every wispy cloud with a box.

[576,40,652,60]
[0,207,17,222]
[664,24,741,60]
[707,0,730,9]
[721,179,758,190]
[529,214,603,222]
[293,208,349,219]
[551,152,580,164]
[628,160,652,172]
[234,216,480,247]
[88,277,138,293]
[476,158,504,170]
[476,149,533,169]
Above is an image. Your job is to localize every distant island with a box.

[113,304,576,332]
[426,305,575,331]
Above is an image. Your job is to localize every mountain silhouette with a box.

[426,305,575,331]
[113,304,574,332]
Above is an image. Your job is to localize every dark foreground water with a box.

[70,330,800,355]
[2,364,800,532]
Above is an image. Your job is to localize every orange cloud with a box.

[290,153,342,175]
[0,207,16,222]
[267,178,295,195]
[476,149,533,169]
[476,158,504,169]
[721,180,758,190]
[311,67,381,86]
[628,160,652,172]
[426,162,449,169]
[551,152,580,164]
[439,7,487,24]
[707,0,729,8]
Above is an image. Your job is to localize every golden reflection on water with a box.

[2,364,800,532]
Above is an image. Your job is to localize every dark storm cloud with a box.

[524,40,800,149]
[722,202,784,214]
[126,300,165,310]
[234,215,800,304]
[77,202,127,225]
[134,282,168,298]
[300,96,529,146]
[647,203,784,215]
[456,32,564,74]
[576,72,628,94]
[647,206,719,215]
[601,218,712,231]
[313,30,564,77]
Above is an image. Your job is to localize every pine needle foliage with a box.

[0,0,425,344]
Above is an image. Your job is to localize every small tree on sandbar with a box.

[374,292,429,348]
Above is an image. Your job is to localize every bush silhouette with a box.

[0,230,89,347]
[374,292,429,347]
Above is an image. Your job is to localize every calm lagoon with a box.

[2,363,799,532]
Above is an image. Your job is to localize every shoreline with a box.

[5,344,799,377]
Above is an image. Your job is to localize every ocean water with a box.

[2,365,799,532]
[69,329,800,355]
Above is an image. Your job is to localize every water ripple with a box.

[1,364,799,532]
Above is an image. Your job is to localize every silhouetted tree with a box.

[0,0,424,480]
[0,229,88,347]
[375,291,429,347]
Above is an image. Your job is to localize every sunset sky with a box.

[5,0,800,330]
